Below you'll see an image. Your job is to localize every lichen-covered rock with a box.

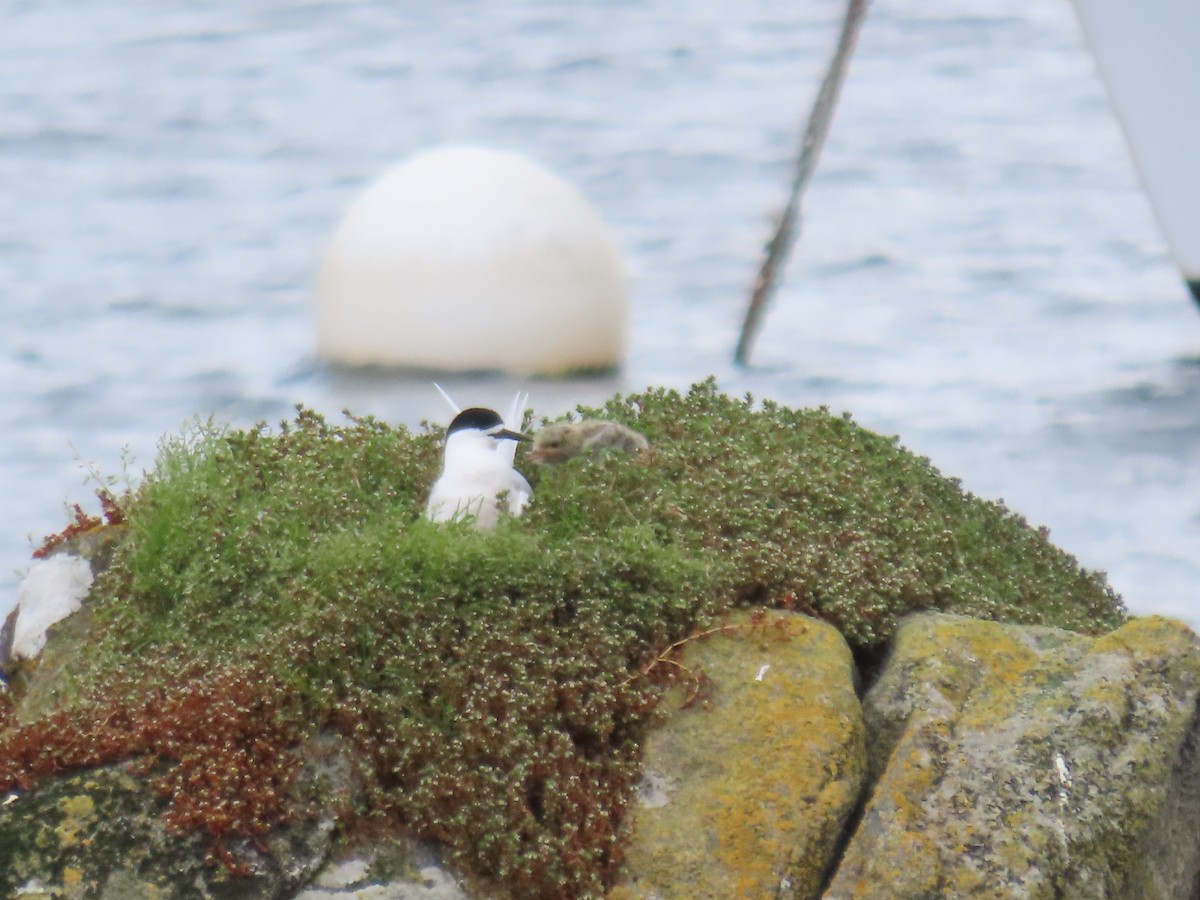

[610,610,865,899]
[0,765,239,899]
[826,613,1200,899]
[0,732,356,899]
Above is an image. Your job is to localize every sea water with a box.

[2,0,1198,629]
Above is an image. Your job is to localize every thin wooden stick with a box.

[734,0,870,366]
[619,623,741,689]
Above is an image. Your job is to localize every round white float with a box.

[316,146,629,375]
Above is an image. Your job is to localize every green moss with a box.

[523,382,1122,644]
[1,380,1124,898]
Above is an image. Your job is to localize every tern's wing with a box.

[506,469,533,515]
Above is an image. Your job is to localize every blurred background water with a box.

[3,0,1198,629]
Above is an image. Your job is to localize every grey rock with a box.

[0,732,359,900]
[826,613,1200,900]
[295,839,471,900]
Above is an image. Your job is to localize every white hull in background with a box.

[1070,0,1200,304]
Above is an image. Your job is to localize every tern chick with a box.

[426,407,532,530]
[529,420,650,466]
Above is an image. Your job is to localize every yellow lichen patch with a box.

[894,615,1050,722]
[54,794,97,848]
[612,610,865,899]
[830,829,942,899]
[1089,615,1200,661]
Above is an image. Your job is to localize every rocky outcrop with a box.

[4,609,1199,898]
[3,383,1162,897]
[607,611,1200,899]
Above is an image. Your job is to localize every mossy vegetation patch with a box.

[0,380,1124,898]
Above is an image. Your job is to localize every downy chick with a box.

[529,420,650,466]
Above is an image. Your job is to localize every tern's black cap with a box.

[447,407,530,441]
[448,407,504,435]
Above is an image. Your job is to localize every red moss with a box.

[0,664,303,865]
[33,488,127,559]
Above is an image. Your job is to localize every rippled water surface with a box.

[3,0,1198,628]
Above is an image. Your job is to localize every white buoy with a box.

[316,146,629,375]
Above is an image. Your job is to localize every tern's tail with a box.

[501,390,529,464]
[433,383,461,415]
